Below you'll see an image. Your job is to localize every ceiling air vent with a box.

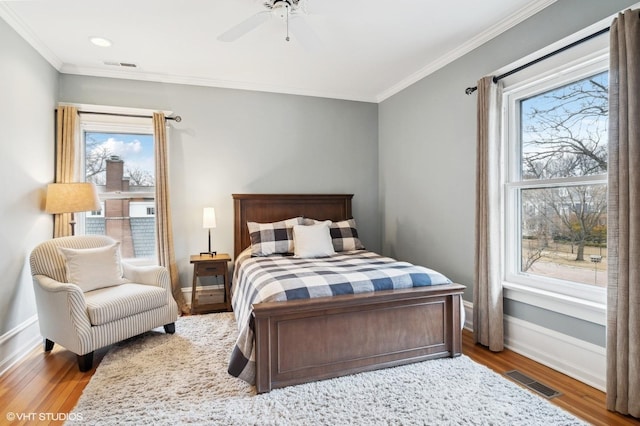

[104,61,138,68]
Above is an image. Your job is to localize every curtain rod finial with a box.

[465,87,477,95]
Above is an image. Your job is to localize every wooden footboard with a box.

[252,283,464,393]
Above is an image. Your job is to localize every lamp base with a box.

[201,229,216,257]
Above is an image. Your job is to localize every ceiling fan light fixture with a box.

[271,0,291,19]
[218,0,314,45]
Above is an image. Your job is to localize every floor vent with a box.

[504,370,562,399]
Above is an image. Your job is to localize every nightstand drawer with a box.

[196,262,227,276]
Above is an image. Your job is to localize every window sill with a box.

[502,282,606,326]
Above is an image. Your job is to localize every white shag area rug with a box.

[68,313,585,425]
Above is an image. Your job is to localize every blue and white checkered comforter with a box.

[227,248,452,384]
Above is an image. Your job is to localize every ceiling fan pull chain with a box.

[286,3,290,42]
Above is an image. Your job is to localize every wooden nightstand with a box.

[189,253,231,314]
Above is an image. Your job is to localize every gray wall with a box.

[3,0,633,350]
[0,18,58,335]
[378,0,636,347]
[58,76,379,289]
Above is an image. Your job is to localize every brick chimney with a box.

[104,155,134,257]
[106,156,124,192]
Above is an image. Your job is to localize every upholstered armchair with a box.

[29,235,178,371]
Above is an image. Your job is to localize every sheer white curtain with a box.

[473,76,504,352]
[607,9,640,418]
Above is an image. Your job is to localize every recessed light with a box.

[89,37,112,47]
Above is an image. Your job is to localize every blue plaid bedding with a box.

[227,248,452,384]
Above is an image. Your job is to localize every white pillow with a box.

[293,221,336,258]
[58,243,127,292]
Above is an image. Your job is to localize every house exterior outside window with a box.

[80,118,156,261]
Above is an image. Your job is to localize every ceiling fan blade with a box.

[217,11,271,42]
[289,15,322,51]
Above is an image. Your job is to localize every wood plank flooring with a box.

[0,330,638,425]
[462,331,639,426]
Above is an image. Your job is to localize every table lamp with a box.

[201,207,217,256]
[45,182,101,236]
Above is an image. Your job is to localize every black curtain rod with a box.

[78,110,182,122]
[465,26,610,95]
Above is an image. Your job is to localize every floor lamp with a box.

[201,207,217,256]
[45,182,101,236]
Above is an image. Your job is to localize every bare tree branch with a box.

[520,71,608,262]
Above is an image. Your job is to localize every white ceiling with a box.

[0,0,556,102]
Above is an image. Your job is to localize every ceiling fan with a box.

[217,0,320,48]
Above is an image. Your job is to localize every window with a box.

[89,204,104,217]
[80,115,156,261]
[503,52,608,307]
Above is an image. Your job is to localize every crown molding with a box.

[0,2,63,70]
[59,64,377,103]
[375,0,557,102]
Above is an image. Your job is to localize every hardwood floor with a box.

[0,330,638,425]
[462,331,639,426]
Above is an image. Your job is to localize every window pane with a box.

[85,132,156,259]
[520,184,607,287]
[520,72,608,180]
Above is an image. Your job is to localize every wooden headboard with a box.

[232,194,353,258]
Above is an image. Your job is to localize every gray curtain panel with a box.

[473,76,504,352]
[607,9,640,418]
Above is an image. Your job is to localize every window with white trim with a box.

[502,51,608,307]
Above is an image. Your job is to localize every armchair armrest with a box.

[35,274,84,294]
[32,275,92,354]
[122,263,169,288]
[122,263,174,305]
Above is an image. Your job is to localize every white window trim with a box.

[499,31,611,323]
[503,282,606,325]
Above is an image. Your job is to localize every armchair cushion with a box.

[84,283,168,326]
[58,243,127,292]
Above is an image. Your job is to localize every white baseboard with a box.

[0,315,41,377]
[463,300,474,331]
[503,314,606,391]
[463,301,606,392]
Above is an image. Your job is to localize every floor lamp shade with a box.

[45,182,101,235]
[202,207,217,256]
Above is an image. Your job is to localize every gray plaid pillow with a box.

[302,218,365,251]
[248,217,303,256]
[329,218,365,251]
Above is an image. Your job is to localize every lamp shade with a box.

[45,182,101,214]
[203,207,217,229]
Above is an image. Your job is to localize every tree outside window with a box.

[517,71,608,287]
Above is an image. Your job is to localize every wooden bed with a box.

[232,193,465,393]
